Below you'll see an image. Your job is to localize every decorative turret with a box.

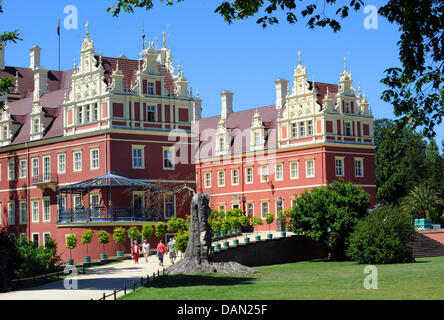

[338,57,355,97]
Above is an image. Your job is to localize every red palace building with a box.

[0,24,199,262]
[0,22,375,262]
[195,52,376,231]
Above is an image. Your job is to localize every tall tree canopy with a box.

[374,118,427,205]
[108,0,443,138]
[0,0,22,108]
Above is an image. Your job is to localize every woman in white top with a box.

[142,239,150,263]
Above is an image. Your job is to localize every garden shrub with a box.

[347,206,416,264]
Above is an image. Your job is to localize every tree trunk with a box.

[166,193,257,275]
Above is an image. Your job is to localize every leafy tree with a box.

[81,229,93,257]
[239,215,250,228]
[167,217,186,235]
[347,206,416,264]
[290,179,370,260]
[142,223,154,240]
[221,218,231,233]
[228,216,241,231]
[278,209,290,229]
[249,216,263,235]
[423,138,444,199]
[265,212,274,234]
[155,222,166,238]
[44,237,58,259]
[401,184,443,222]
[374,118,427,205]
[127,226,140,242]
[174,230,189,253]
[0,0,22,108]
[113,227,126,251]
[108,0,444,138]
[65,234,77,260]
[97,230,110,253]
[210,218,222,234]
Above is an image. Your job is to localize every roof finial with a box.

[85,21,89,38]
[141,22,146,50]
[344,56,347,72]
[196,88,200,98]
[298,50,301,65]
[73,58,77,69]
[162,30,166,48]
[155,37,158,50]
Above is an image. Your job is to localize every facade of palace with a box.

[0,22,375,262]
[195,53,376,231]
[0,24,198,262]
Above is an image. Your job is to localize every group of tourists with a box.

[130,237,177,267]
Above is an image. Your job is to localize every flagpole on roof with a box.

[58,19,61,71]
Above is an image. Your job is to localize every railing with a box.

[95,267,166,300]
[32,172,58,185]
[57,207,163,223]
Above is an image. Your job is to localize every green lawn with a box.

[121,256,444,300]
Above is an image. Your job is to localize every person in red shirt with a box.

[131,240,141,264]
[156,240,166,267]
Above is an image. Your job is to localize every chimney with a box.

[220,91,234,119]
[29,45,41,70]
[0,43,5,70]
[274,78,288,110]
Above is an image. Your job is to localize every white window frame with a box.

[163,147,175,170]
[19,200,27,225]
[19,159,26,179]
[164,193,176,219]
[291,123,297,139]
[32,157,39,177]
[345,121,352,136]
[42,155,50,182]
[204,171,212,188]
[31,199,39,223]
[335,157,345,177]
[299,121,305,137]
[246,202,254,216]
[218,204,226,212]
[90,148,99,171]
[146,105,156,122]
[43,232,51,246]
[147,82,154,95]
[245,167,253,184]
[355,157,364,177]
[290,160,299,179]
[132,145,145,169]
[7,201,15,225]
[308,120,313,136]
[275,162,283,181]
[73,150,82,172]
[231,168,239,186]
[42,197,51,222]
[32,233,39,246]
[218,170,225,187]
[57,152,66,174]
[57,195,66,212]
[260,165,269,183]
[261,201,269,219]
[7,159,15,181]
[306,159,315,178]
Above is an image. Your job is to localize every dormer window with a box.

[215,118,230,156]
[250,110,265,151]
[33,118,40,134]
[345,122,352,136]
[344,102,350,113]
[219,136,225,151]
[2,125,8,140]
[147,106,156,122]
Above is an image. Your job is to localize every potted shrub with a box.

[221,218,230,237]
[65,233,77,266]
[239,215,250,243]
[113,227,126,257]
[81,229,93,263]
[211,219,222,238]
[250,216,263,241]
[229,216,241,234]
[265,212,274,239]
[97,230,110,261]
[278,209,290,236]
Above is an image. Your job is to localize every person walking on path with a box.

[131,240,141,264]
[142,239,150,263]
[166,237,176,265]
[156,240,166,267]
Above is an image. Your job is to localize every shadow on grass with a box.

[148,274,257,289]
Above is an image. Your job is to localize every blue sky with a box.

[2,0,443,146]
